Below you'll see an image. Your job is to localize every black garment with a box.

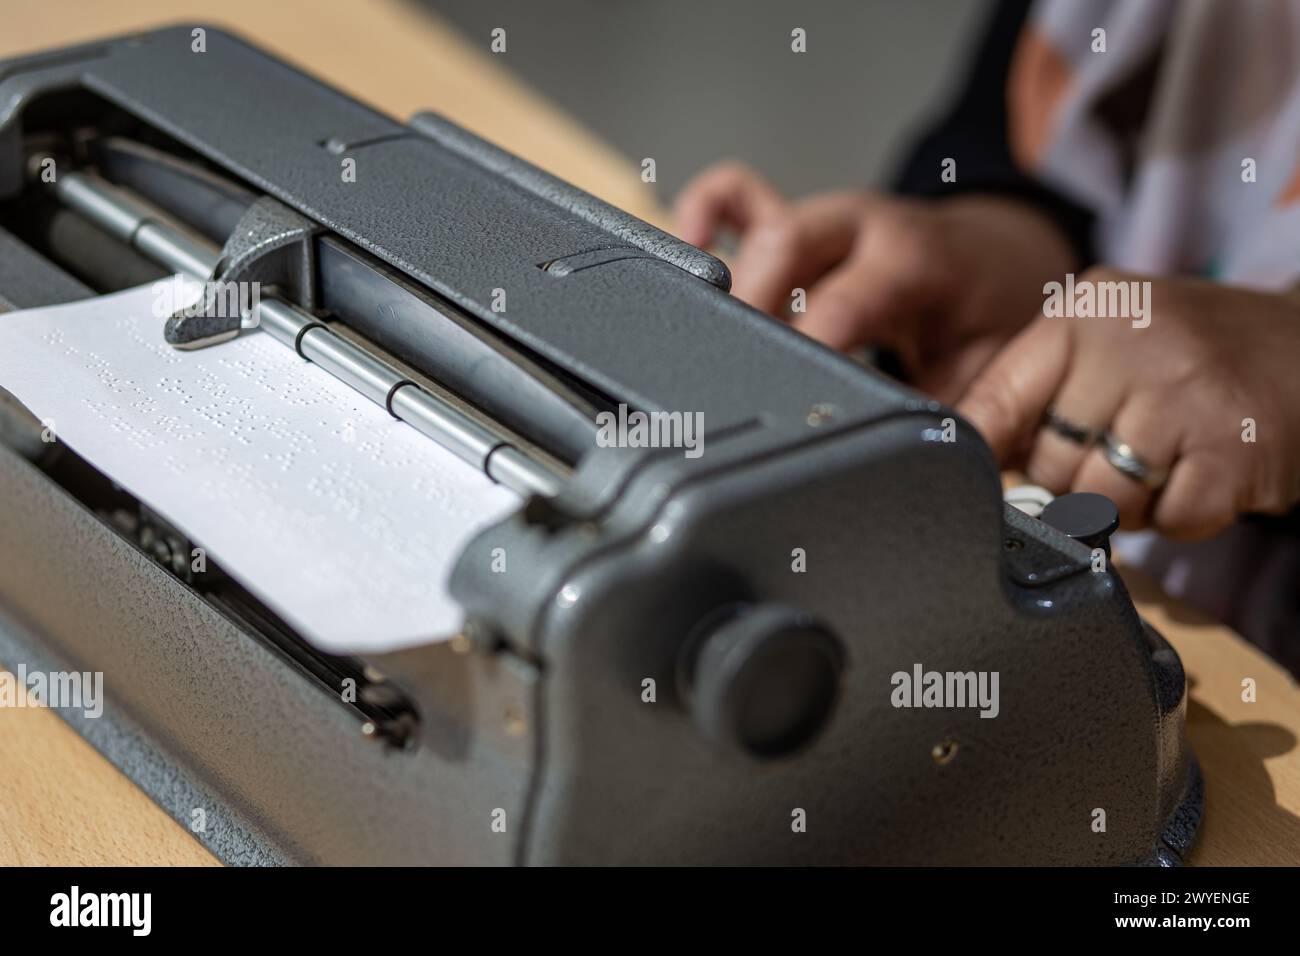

[892,0,1096,268]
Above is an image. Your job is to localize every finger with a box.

[672,161,787,248]
[957,318,1072,464]
[791,204,945,353]
[790,252,925,353]
[801,206,934,339]
[911,338,1002,406]
[729,196,862,315]
[1070,396,1181,529]
[1021,339,1129,494]
[1151,454,1237,539]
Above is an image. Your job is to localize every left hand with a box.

[671,162,1080,402]
[957,268,1300,539]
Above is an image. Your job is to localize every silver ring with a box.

[1100,432,1167,489]
[1042,407,1102,446]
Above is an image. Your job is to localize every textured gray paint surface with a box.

[0,444,529,865]
[0,608,283,866]
[508,418,1184,864]
[0,225,91,310]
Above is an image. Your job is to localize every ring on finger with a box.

[1099,431,1168,490]
[1042,406,1104,446]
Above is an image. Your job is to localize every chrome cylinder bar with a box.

[48,169,563,499]
[52,172,221,278]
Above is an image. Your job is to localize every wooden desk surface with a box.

[2,0,1298,867]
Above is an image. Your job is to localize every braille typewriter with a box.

[0,25,1201,864]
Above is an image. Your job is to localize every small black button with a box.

[1040,492,1120,557]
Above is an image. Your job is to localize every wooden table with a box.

[1124,569,1300,864]
[2,0,1298,867]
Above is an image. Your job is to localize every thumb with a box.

[957,318,1071,463]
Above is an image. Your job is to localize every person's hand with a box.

[958,269,1300,539]
[673,161,1079,401]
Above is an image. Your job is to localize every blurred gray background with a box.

[419,0,993,202]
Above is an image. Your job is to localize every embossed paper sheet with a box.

[0,282,519,654]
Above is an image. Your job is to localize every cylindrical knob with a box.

[1040,491,1120,557]
[682,603,845,759]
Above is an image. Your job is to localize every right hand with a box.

[673,161,1080,402]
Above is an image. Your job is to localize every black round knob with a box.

[683,603,845,759]
[1040,492,1120,556]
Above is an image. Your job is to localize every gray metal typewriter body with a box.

[0,26,1201,864]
